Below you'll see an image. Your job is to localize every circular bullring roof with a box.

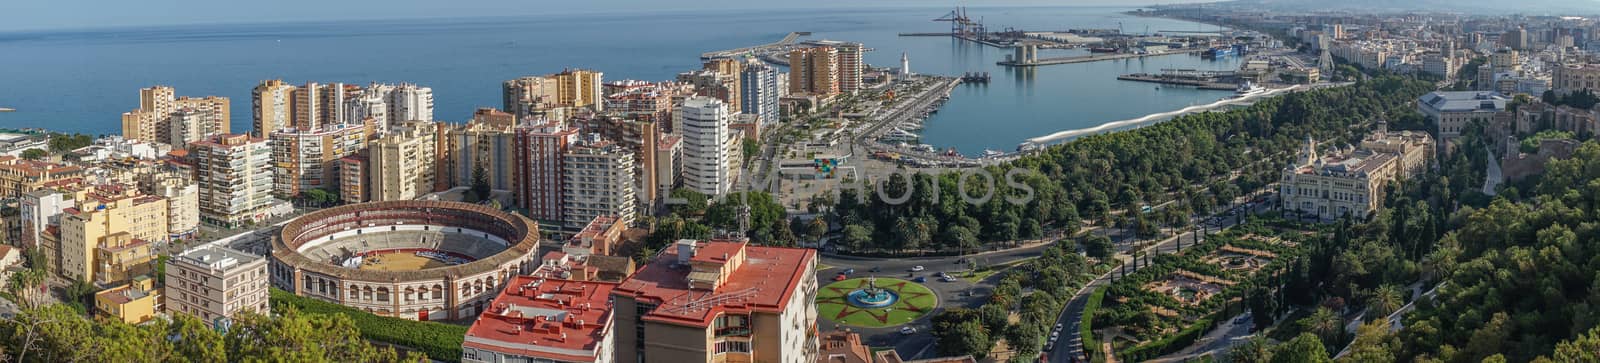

[271,201,539,282]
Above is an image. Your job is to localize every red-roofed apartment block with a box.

[462,276,619,363]
[610,238,818,363]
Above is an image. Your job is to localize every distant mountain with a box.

[1213,0,1600,15]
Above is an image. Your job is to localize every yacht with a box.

[1233,81,1266,98]
[982,149,1005,158]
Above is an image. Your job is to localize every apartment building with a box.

[191,134,277,228]
[368,121,439,202]
[252,80,296,138]
[58,184,168,284]
[788,46,840,97]
[562,138,637,230]
[514,123,578,222]
[95,276,161,324]
[269,122,373,197]
[570,116,659,214]
[444,122,519,193]
[611,239,818,363]
[462,276,620,363]
[503,69,605,121]
[166,245,270,322]
[740,59,781,125]
[120,86,229,144]
[0,157,84,199]
[137,170,200,241]
[677,97,732,197]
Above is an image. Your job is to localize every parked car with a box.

[910,265,925,272]
[940,276,958,282]
[900,326,917,335]
[1234,314,1251,325]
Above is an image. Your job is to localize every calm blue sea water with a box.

[0,6,1233,154]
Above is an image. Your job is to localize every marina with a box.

[999,47,1208,67]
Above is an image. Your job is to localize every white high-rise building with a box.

[900,52,911,76]
[388,84,434,124]
[677,97,731,196]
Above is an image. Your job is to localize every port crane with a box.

[934,7,986,38]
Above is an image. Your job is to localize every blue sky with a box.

[1,0,1216,32]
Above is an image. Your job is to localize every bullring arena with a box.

[268,201,540,321]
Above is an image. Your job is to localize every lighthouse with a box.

[900,52,911,76]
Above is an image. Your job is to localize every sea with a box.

[0,6,1236,155]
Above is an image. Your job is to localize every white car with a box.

[1050,331,1059,338]
[900,326,917,335]
[910,266,925,272]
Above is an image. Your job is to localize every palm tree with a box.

[1366,285,1404,319]
[1305,307,1343,346]
[1228,336,1273,363]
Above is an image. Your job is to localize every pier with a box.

[999,47,1207,67]
[701,31,810,60]
[1117,74,1236,90]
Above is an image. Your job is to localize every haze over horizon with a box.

[0,0,1225,32]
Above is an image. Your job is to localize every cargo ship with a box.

[1088,46,1120,53]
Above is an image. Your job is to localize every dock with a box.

[1117,74,1236,90]
[998,48,1207,67]
[701,31,809,60]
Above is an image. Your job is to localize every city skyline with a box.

[0,0,1221,32]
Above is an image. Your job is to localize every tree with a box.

[19,148,47,160]
[1301,307,1342,349]
[806,217,828,241]
[1081,235,1115,260]
[840,223,873,252]
[668,188,709,216]
[1229,336,1274,363]
[1364,285,1403,320]
[1271,333,1332,363]
[938,320,992,360]
[47,133,93,153]
[1340,321,1397,363]
[469,165,491,203]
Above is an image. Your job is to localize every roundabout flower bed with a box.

[815,277,937,328]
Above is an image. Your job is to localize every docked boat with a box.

[1089,47,1120,53]
[982,149,1005,158]
[1233,81,1266,98]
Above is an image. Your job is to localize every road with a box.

[815,241,1056,359]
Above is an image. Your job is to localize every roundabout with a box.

[816,277,938,328]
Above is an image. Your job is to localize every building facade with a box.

[611,239,818,363]
[252,80,296,138]
[192,134,277,228]
[166,245,270,322]
[270,123,373,197]
[369,121,439,202]
[1554,63,1600,96]
[562,138,637,230]
[59,184,169,284]
[1418,91,1508,146]
[514,123,578,222]
[461,276,619,363]
[788,47,840,97]
[503,70,604,122]
[677,97,732,197]
[740,59,781,125]
[1280,126,1434,221]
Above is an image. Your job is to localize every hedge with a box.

[1083,286,1106,363]
[1116,300,1240,361]
[270,288,467,362]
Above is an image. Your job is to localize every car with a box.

[1050,331,1059,338]
[1055,323,1063,331]
[940,276,958,282]
[841,268,856,275]
[900,326,917,335]
[935,271,948,277]
[833,274,848,281]
[910,265,925,272]
[955,257,968,264]
[913,276,927,283]
[1234,315,1251,325]
[869,266,881,273]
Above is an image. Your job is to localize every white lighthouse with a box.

[900,52,911,76]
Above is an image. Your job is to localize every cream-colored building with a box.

[121,86,229,145]
[562,139,636,230]
[503,69,604,121]
[192,134,277,228]
[252,80,296,138]
[369,121,439,202]
[270,122,373,197]
[1418,91,1507,145]
[1280,124,1433,221]
[166,245,270,322]
[58,184,169,284]
[1553,63,1600,96]
[95,276,161,324]
[138,170,200,241]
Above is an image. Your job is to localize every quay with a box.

[1117,74,1236,90]
[998,47,1207,67]
[701,31,809,60]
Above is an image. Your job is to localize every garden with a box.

[815,277,938,328]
